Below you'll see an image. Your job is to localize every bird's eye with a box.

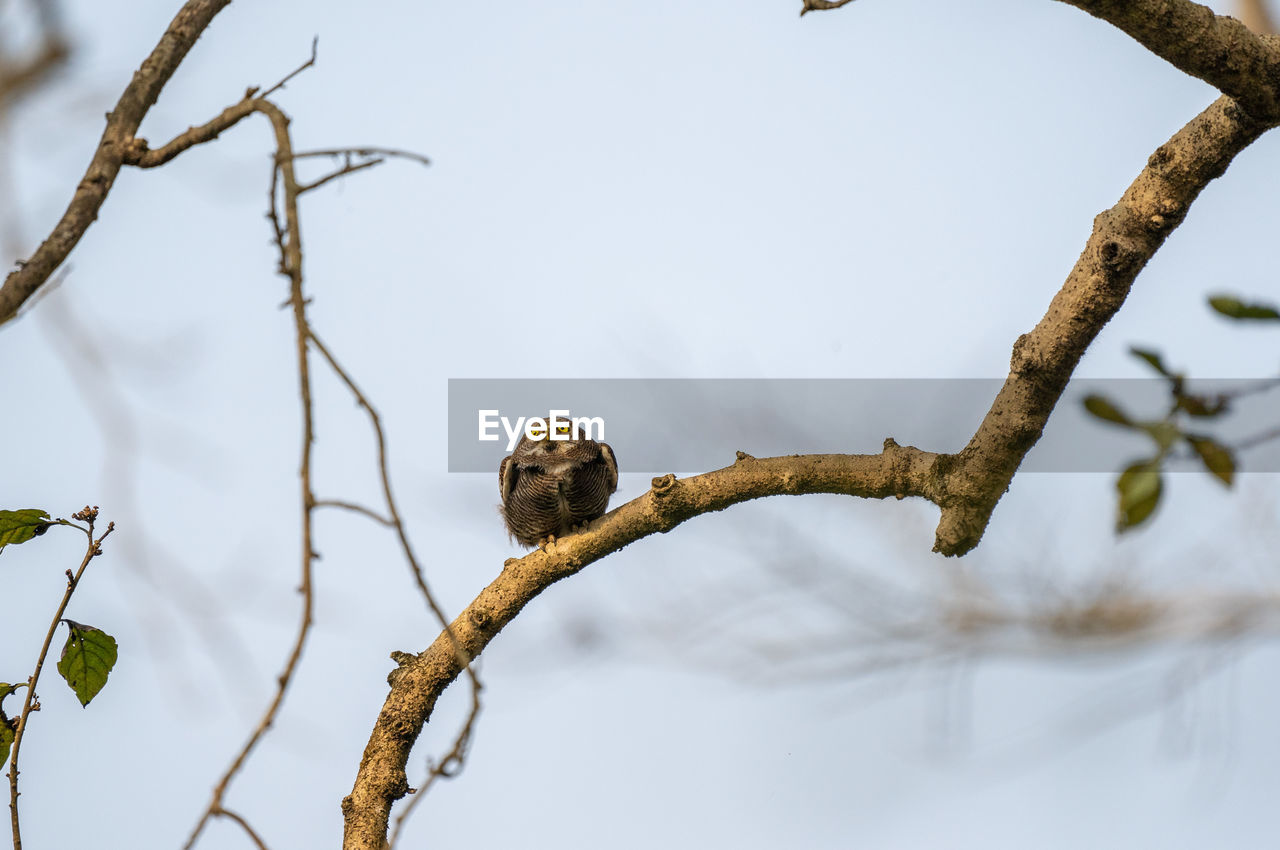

[529,426,546,439]
[556,425,571,435]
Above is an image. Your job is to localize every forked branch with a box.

[342,50,1278,850]
[0,0,233,323]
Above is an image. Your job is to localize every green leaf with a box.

[1187,435,1235,486]
[1116,460,1163,532]
[0,682,19,765]
[0,715,12,765]
[1129,347,1172,376]
[0,509,52,554]
[1208,295,1280,321]
[57,621,118,707]
[1176,394,1229,418]
[1083,395,1133,427]
[1138,420,1181,451]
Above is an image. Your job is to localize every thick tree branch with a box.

[800,0,1280,122]
[341,441,941,849]
[343,87,1275,850]
[0,0,230,324]
[936,95,1271,554]
[1055,0,1280,120]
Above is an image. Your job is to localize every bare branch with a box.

[314,499,395,526]
[212,807,270,850]
[184,99,315,850]
[177,81,448,849]
[124,98,258,168]
[290,147,431,168]
[296,157,384,195]
[124,39,323,169]
[343,88,1276,846]
[798,0,859,16]
[933,95,1271,555]
[341,441,941,849]
[309,329,485,838]
[1055,0,1280,121]
[1235,423,1280,452]
[258,35,318,100]
[0,0,233,324]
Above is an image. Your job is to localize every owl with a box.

[499,418,618,548]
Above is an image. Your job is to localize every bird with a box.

[499,417,618,548]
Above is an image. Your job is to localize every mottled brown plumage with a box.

[499,418,618,548]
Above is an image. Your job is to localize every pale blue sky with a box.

[3,0,1279,847]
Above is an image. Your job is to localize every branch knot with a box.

[650,474,676,497]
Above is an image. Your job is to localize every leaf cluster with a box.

[1084,295,1280,531]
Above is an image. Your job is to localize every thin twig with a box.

[124,39,326,170]
[314,499,394,527]
[309,332,475,644]
[267,157,287,277]
[290,147,431,168]
[181,78,436,847]
[309,330,485,844]
[1234,424,1280,453]
[125,99,258,168]
[183,100,317,850]
[257,35,318,100]
[214,807,270,850]
[8,510,113,850]
[297,157,384,195]
[1217,376,1280,402]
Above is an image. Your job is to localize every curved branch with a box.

[1055,0,1280,120]
[343,91,1275,850]
[800,0,1280,122]
[935,95,1271,554]
[340,441,940,849]
[0,0,231,324]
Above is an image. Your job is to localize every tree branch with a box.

[798,0,1280,121]
[342,84,1276,849]
[0,0,231,324]
[340,441,941,849]
[123,98,258,168]
[183,98,317,850]
[1054,0,1280,121]
[933,95,1271,554]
